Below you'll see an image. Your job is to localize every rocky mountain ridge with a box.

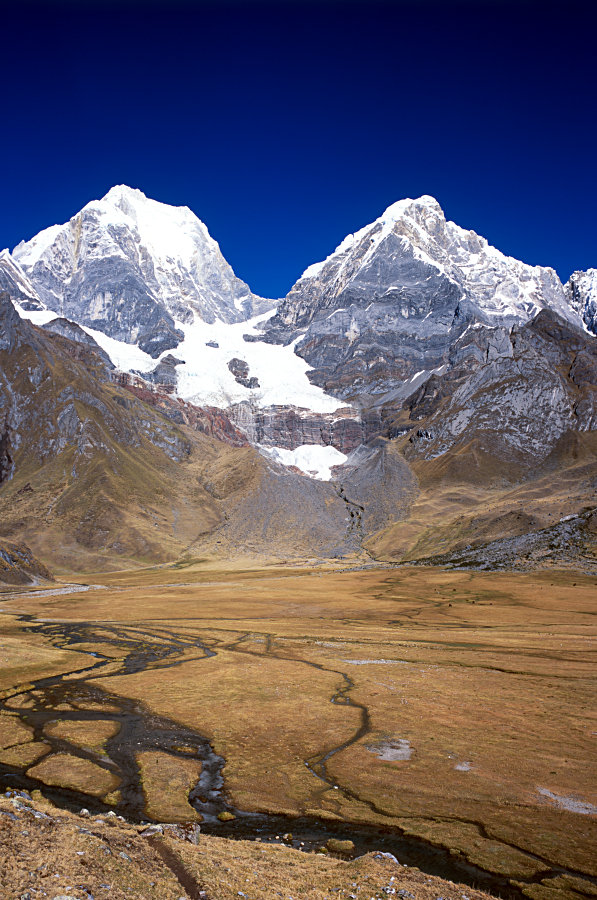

[11,185,272,357]
[4,188,594,462]
[566,267,597,335]
[0,190,595,571]
[261,196,589,400]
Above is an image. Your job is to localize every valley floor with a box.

[0,563,595,900]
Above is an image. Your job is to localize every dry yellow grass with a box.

[44,718,121,752]
[138,751,203,823]
[0,740,51,767]
[0,712,33,748]
[28,752,121,797]
[0,794,495,900]
[1,564,596,899]
[0,614,91,693]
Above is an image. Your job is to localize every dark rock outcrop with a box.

[0,420,12,484]
[135,354,184,390]
[227,358,260,389]
[230,402,383,453]
[42,317,115,368]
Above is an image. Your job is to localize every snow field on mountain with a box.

[258,443,348,480]
[14,307,61,327]
[14,304,344,413]
[172,313,344,411]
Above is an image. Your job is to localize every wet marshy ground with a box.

[0,611,529,898]
[0,617,229,822]
[1,575,595,900]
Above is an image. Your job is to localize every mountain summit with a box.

[262,195,580,399]
[12,185,272,357]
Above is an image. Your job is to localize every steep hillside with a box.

[0,289,214,569]
[365,312,597,567]
[0,291,400,570]
[0,540,53,585]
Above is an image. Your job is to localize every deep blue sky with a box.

[1,0,595,298]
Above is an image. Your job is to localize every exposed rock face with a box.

[0,290,22,353]
[12,185,272,357]
[0,250,44,310]
[261,196,579,400]
[566,268,597,336]
[230,402,382,453]
[0,539,53,584]
[402,310,597,469]
[41,317,115,368]
[227,358,260,389]
[123,384,249,447]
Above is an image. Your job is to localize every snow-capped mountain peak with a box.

[262,195,585,401]
[299,195,441,282]
[11,185,274,357]
[288,194,573,327]
[97,184,214,264]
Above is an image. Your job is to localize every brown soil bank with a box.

[0,792,496,900]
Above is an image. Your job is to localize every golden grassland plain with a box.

[0,613,91,691]
[1,564,596,900]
